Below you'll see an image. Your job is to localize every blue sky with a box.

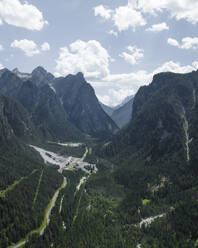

[1,0,198,106]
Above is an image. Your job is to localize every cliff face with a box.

[0,69,83,141]
[104,70,198,165]
[53,72,119,139]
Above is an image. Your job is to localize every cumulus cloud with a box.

[94,3,146,32]
[91,61,198,106]
[137,0,198,24]
[0,0,48,30]
[91,70,151,106]
[120,46,144,65]
[41,42,50,51]
[94,5,112,20]
[167,38,180,47]
[11,40,51,56]
[55,40,110,79]
[94,1,198,32]
[146,22,169,32]
[180,37,198,49]
[99,88,135,107]
[113,5,146,31]
[153,61,198,74]
[168,37,198,49]
[11,39,40,57]
[0,64,4,70]
[0,45,3,51]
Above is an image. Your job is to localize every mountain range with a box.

[0,67,118,141]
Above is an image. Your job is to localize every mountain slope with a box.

[0,93,64,248]
[53,72,119,139]
[96,70,198,247]
[100,102,115,116]
[111,97,134,128]
[0,69,83,141]
[0,92,37,143]
[104,71,198,162]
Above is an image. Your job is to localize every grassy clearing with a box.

[142,199,151,206]
[72,185,84,226]
[0,169,38,198]
[33,169,44,208]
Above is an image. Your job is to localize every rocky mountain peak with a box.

[65,72,86,86]
[31,66,54,87]
[12,68,31,80]
[32,66,47,76]
[76,72,85,80]
[12,68,20,73]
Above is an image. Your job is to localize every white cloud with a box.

[11,39,40,57]
[120,46,144,65]
[0,45,3,51]
[41,42,50,51]
[0,64,4,70]
[91,61,198,106]
[153,61,198,74]
[91,70,151,106]
[0,19,2,25]
[0,0,48,30]
[113,5,146,31]
[94,4,146,32]
[108,30,118,37]
[146,22,169,32]
[55,40,110,79]
[99,88,135,107]
[137,0,198,24]
[180,37,198,49]
[94,1,198,33]
[167,38,180,47]
[94,5,112,20]
[128,0,138,8]
[168,37,198,49]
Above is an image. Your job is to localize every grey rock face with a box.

[53,73,119,139]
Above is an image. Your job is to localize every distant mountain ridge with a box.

[111,97,134,128]
[100,95,134,128]
[100,102,115,116]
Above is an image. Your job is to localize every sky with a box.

[1,0,198,106]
